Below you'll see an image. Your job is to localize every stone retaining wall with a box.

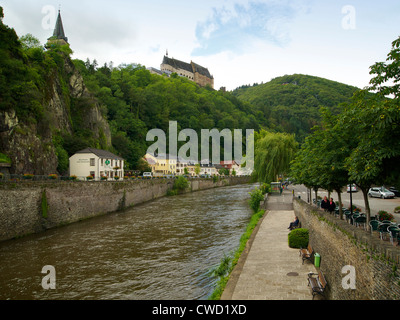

[294,198,400,300]
[0,176,250,242]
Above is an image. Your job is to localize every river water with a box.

[0,183,256,300]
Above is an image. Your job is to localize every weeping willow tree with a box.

[254,130,298,183]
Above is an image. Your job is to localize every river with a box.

[0,183,256,300]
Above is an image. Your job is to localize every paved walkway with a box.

[221,189,319,300]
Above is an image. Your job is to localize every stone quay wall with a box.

[0,176,251,242]
[294,197,400,300]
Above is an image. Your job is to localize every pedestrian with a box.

[288,216,300,230]
[328,198,336,214]
[280,185,283,195]
[320,196,329,211]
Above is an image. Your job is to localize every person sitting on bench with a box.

[288,216,299,230]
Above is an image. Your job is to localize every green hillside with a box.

[232,74,360,141]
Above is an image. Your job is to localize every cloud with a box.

[192,1,309,56]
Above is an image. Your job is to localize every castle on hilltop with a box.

[149,52,214,89]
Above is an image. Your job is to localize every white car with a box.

[143,172,153,178]
[368,187,395,199]
[347,184,357,193]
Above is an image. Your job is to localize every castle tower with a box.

[47,10,68,46]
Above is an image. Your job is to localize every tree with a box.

[19,33,42,51]
[369,36,400,100]
[254,130,298,183]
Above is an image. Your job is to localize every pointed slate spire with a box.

[50,10,68,43]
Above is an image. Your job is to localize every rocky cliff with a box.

[0,53,112,175]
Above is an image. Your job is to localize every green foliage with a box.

[19,33,42,51]
[173,176,189,192]
[0,152,11,163]
[254,130,298,183]
[41,190,48,219]
[260,183,271,194]
[233,74,359,142]
[248,187,264,213]
[288,228,309,249]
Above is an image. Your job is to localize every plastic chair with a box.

[351,214,360,225]
[387,226,400,245]
[354,216,367,230]
[369,220,380,233]
[378,223,391,240]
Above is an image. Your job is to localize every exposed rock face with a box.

[0,54,112,175]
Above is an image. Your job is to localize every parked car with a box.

[388,187,400,197]
[368,187,395,199]
[347,184,357,193]
[143,172,153,179]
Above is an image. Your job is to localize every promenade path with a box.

[221,188,320,300]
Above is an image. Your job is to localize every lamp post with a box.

[349,183,353,217]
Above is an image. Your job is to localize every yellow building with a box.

[144,153,176,176]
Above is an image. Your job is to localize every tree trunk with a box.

[314,188,318,206]
[336,190,343,220]
[361,187,371,230]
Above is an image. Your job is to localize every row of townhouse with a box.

[68,148,250,181]
[144,153,242,177]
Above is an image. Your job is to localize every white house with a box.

[69,148,124,181]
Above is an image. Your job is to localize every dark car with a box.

[389,187,400,197]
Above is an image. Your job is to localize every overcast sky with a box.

[2,0,400,91]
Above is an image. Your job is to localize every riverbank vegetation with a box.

[208,184,269,300]
[208,208,265,300]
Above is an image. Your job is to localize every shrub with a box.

[378,210,394,222]
[173,176,189,192]
[249,187,264,213]
[288,228,309,249]
[260,183,271,195]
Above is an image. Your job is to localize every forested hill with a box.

[232,74,360,141]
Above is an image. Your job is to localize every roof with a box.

[75,148,124,160]
[50,10,68,43]
[161,56,213,79]
[191,62,213,78]
[162,56,193,73]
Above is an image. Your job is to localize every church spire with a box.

[53,9,68,43]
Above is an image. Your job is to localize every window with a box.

[90,158,95,166]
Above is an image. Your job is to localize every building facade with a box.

[160,55,214,88]
[69,148,124,181]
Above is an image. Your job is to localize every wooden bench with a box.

[299,244,313,264]
[307,271,327,300]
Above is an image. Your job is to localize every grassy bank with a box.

[208,208,266,300]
